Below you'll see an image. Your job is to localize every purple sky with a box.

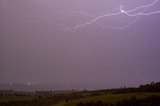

[0,0,160,88]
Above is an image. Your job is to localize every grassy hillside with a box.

[55,92,160,106]
[1,82,160,106]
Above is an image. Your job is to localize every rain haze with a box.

[0,0,160,90]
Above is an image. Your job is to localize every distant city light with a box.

[9,82,13,85]
[28,83,31,86]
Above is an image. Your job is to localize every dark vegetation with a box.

[0,82,160,106]
[109,82,160,94]
[77,95,160,106]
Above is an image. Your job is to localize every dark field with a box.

[0,82,160,106]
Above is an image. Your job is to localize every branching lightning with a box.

[1,0,160,32]
[60,0,160,32]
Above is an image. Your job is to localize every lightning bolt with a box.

[1,0,160,32]
[60,0,160,32]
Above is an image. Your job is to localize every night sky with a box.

[0,0,160,88]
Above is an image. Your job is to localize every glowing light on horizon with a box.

[9,82,13,85]
[27,83,31,86]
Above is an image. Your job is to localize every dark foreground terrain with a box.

[0,82,160,106]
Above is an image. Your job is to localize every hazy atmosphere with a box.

[0,0,160,89]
